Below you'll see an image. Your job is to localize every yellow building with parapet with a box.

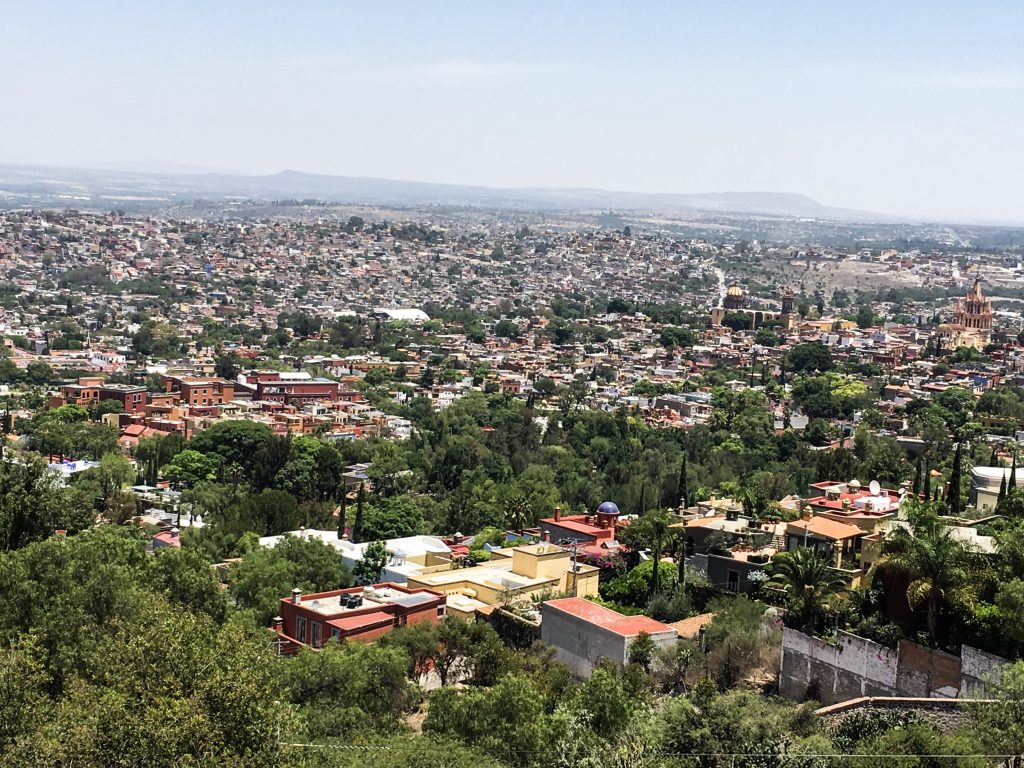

[405,542,600,620]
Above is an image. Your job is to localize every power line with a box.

[277,741,1020,759]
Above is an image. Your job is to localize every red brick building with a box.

[249,371,339,405]
[58,377,149,414]
[270,582,445,655]
[161,375,235,407]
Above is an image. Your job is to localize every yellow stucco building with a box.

[405,542,600,620]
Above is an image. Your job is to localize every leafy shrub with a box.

[830,708,921,752]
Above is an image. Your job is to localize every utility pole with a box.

[558,538,582,597]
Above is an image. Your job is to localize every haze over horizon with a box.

[3,1,1023,223]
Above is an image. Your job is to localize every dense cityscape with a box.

[0,198,1019,765]
[5,1,1024,765]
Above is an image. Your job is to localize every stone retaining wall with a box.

[816,696,996,734]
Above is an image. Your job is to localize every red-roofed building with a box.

[269,582,445,655]
[805,479,902,531]
[152,529,181,549]
[541,597,677,677]
[536,504,629,566]
[539,504,626,547]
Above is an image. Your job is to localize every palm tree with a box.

[873,504,987,645]
[506,495,530,536]
[768,547,847,632]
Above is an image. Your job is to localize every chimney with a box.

[554,506,562,522]
[802,505,813,521]
[291,588,301,604]
[271,616,283,631]
[542,529,551,543]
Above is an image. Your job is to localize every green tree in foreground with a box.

[352,540,391,585]
[229,534,352,626]
[969,660,1024,768]
[161,448,221,488]
[875,502,987,646]
[768,546,846,633]
[618,509,675,599]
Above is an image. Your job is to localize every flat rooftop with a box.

[413,564,551,591]
[544,597,676,638]
[295,585,438,616]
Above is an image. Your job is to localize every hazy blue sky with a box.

[3,1,1023,221]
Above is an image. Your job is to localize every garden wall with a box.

[779,627,1010,705]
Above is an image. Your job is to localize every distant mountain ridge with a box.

[0,162,888,220]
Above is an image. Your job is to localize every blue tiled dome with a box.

[597,501,620,515]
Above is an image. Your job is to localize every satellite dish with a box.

[869,480,881,496]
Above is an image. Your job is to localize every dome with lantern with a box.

[724,282,746,310]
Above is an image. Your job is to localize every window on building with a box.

[296,616,307,644]
[311,621,321,648]
[727,570,739,593]
[436,605,446,618]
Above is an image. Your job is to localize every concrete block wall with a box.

[780,628,1012,706]
[780,627,899,704]
[961,645,1008,698]
[896,640,960,697]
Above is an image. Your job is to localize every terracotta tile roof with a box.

[666,612,716,638]
[786,517,863,541]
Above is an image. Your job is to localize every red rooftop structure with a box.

[805,479,902,531]
[540,502,626,545]
[270,582,445,655]
[541,597,678,677]
[537,502,629,564]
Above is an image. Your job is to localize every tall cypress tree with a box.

[639,480,648,515]
[678,455,689,510]
[990,446,1000,467]
[947,441,962,515]
[337,487,348,538]
[999,473,1008,504]
[923,464,931,501]
[352,481,365,544]
[913,456,923,496]
[1011,453,1018,496]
